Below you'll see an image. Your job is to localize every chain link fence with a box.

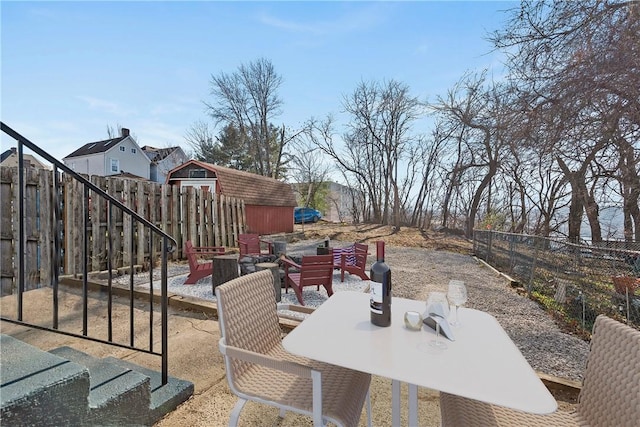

[473,230,640,336]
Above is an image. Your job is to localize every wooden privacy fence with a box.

[0,167,246,295]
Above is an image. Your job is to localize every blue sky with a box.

[1,1,513,164]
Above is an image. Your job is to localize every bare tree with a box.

[305,115,375,222]
[184,120,216,161]
[106,124,135,140]
[287,133,331,210]
[341,79,424,228]
[430,72,511,237]
[492,0,640,242]
[204,58,286,178]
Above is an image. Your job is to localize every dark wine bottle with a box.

[370,240,391,327]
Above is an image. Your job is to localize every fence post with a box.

[528,236,540,296]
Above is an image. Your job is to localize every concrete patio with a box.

[1,281,441,426]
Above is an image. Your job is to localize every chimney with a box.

[121,128,130,137]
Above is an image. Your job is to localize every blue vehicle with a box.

[294,207,322,224]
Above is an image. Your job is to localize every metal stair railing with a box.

[1,122,175,385]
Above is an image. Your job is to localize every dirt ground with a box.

[293,222,473,254]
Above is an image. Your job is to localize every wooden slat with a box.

[90,176,104,272]
[122,179,133,268]
[170,184,180,259]
[0,167,15,295]
[1,168,248,289]
[136,181,146,266]
[39,168,52,287]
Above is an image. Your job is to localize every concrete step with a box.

[1,334,193,426]
[104,357,194,424]
[0,335,90,426]
[50,346,151,426]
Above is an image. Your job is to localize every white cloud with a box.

[77,96,138,116]
[257,3,393,36]
[134,120,186,148]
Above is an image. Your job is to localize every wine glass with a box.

[425,291,450,350]
[447,280,468,327]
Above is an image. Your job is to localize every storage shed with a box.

[166,160,296,235]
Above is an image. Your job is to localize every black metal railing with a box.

[1,122,175,385]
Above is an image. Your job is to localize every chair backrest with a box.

[238,233,260,257]
[184,241,199,271]
[299,255,334,287]
[333,244,355,265]
[353,243,368,268]
[577,315,640,425]
[333,243,368,268]
[215,270,282,378]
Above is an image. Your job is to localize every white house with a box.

[141,146,188,183]
[291,181,361,223]
[63,128,151,180]
[1,147,49,170]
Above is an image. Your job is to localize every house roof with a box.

[63,128,134,159]
[116,171,148,181]
[0,148,48,169]
[64,136,125,159]
[141,146,181,163]
[168,160,297,207]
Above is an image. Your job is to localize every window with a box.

[189,169,206,178]
[131,148,137,154]
[120,146,125,152]
[110,158,119,173]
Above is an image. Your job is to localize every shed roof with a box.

[169,160,297,207]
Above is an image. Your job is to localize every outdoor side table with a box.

[255,262,281,302]
[272,241,287,257]
[211,255,239,292]
[316,247,332,255]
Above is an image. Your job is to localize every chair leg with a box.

[229,398,247,427]
[366,387,372,427]
[279,407,286,418]
[311,370,323,426]
[293,285,305,305]
[323,284,334,297]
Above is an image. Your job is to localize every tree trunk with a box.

[466,161,498,238]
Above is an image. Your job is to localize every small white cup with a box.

[404,311,423,331]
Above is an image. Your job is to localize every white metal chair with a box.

[216,270,371,427]
[440,315,640,426]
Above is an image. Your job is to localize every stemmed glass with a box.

[447,280,468,327]
[425,292,450,350]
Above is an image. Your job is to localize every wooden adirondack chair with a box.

[281,254,334,305]
[238,233,273,258]
[184,240,225,284]
[333,243,369,282]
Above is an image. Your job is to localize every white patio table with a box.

[282,291,557,426]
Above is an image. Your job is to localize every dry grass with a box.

[294,222,473,254]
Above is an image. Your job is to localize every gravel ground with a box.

[117,238,590,382]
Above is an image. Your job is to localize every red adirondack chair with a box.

[184,240,225,285]
[281,255,334,305]
[238,233,273,257]
[333,243,369,282]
